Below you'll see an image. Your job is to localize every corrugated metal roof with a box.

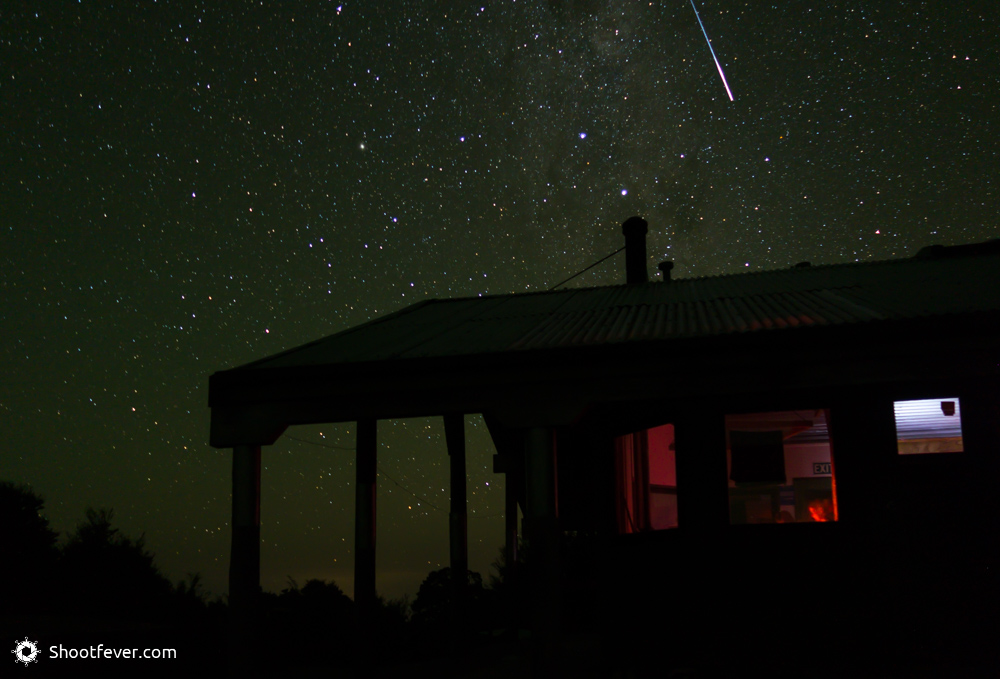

[243,241,1000,370]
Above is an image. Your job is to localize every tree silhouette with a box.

[411,567,486,631]
[278,576,354,623]
[485,543,527,634]
[58,507,173,619]
[0,481,59,613]
[260,578,356,664]
[489,541,525,592]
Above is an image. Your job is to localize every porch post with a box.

[229,444,262,612]
[444,413,468,639]
[504,468,519,581]
[674,410,729,532]
[229,444,261,670]
[523,426,559,642]
[354,418,377,613]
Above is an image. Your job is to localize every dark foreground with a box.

[4,614,997,679]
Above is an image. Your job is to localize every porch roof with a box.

[209,240,1000,445]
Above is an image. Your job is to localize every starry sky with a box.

[3,1,997,601]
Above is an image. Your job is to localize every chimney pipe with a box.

[657,260,674,282]
[621,216,648,285]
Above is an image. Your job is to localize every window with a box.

[726,410,837,524]
[615,423,677,533]
[893,398,964,455]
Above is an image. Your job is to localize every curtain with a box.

[615,431,650,533]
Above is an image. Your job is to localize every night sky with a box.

[3,1,997,601]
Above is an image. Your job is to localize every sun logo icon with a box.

[12,637,40,666]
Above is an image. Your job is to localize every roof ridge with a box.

[415,237,1000,305]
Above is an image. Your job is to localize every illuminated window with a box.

[893,398,964,455]
[615,424,677,533]
[726,410,837,524]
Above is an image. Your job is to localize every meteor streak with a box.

[689,0,734,101]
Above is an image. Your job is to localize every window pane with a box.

[893,398,964,455]
[647,423,677,530]
[615,424,677,533]
[726,410,837,524]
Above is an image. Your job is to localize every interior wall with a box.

[647,423,676,486]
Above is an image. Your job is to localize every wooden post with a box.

[826,393,907,660]
[827,395,896,525]
[504,469,520,639]
[961,384,1000,530]
[444,413,469,646]
[523,426,559,656]
[230,444,262,610]
[229,444,261,670]
[492,446,521,638]
[674,409,729,533]
[504,468,519,582]
[354,419,377,613]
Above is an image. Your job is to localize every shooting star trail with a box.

[689,0,734,101]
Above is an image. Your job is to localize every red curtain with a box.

[615,431,650,533]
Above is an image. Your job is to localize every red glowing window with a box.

[615,423,677,533]
[893,398,964,455]
[725,410,838,524]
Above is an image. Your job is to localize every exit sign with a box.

[813,462,832,475]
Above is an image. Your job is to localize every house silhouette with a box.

[209,219,1000,672]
